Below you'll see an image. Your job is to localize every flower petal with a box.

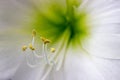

[92,55,120,80]
[83,0,120,59]
[0,31,24,80]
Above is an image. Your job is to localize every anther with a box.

[29,43,35,50]
[23,29,56,67]
[32,29,36,37]
[40,37,51,44]
[22,45,27,51]
[44,39,51,44]
[50,48,55,53]
[40,37,46,42]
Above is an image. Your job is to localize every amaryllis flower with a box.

[0,0,120,80]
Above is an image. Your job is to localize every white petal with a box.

[0,48,20,80]
[51,48,120,80]
[83,0,120,59]
[0,33,24,79]
[12,59,45,80]
[61,48,105,80]
[92,55,120,80]
[0,14,29,80]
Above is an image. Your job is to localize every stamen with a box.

[22,45,27,51]
[40,37,46,42]
[22,29,56,68]
[44,39,51,44]
[43,44,49,64]
[32,37,35,45]
[32,29,36,45]
[40,37,51,44]
[32,29,36,37]
[29,43,35,51]
[50,48,55,53]
[43,45,56,66]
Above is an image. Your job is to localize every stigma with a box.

[22,29,56,68]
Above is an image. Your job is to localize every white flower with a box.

[0,0,120,80]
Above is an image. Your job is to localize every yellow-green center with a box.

[26,0,90,48]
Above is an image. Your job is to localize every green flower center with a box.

[27,0,90,48]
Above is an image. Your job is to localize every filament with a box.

[22,29,56,68]
[43,43,49,64]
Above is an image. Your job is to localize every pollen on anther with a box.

[40,37,46,42]
[40,37,51,44]
[44,39,51,44]
[22,45,27,51]
[32,29,36,37]
[50,48,55,53]
[29,43,35,50]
